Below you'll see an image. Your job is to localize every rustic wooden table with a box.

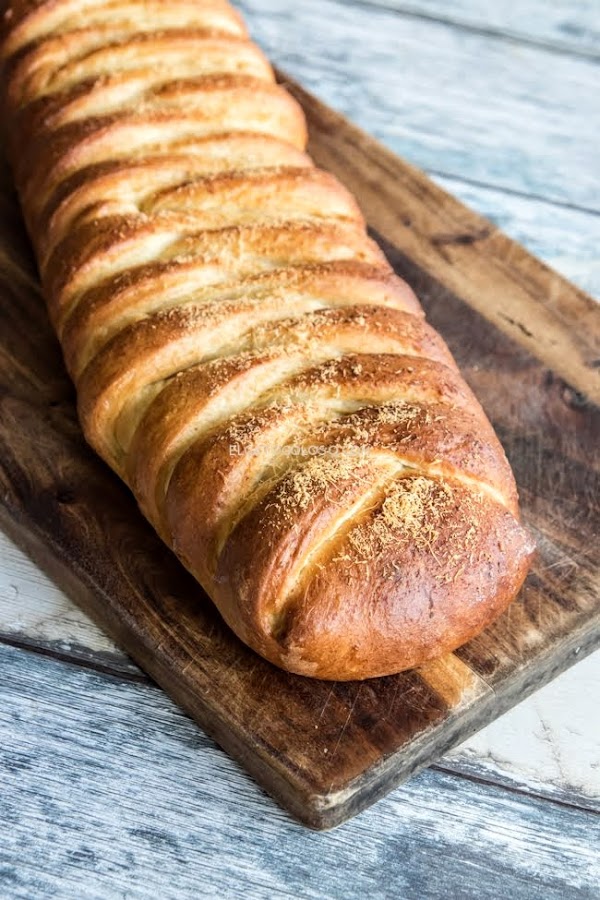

[1,1,598,896]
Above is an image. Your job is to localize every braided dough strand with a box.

[1,0,534,679]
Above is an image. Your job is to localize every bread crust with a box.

[1,0,534,679]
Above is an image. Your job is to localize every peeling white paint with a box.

[0,530,121,656]
[447,651,600,802]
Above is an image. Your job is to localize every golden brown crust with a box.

[165,354,521,599]
[45,215,386,329]
[216,472,532,679]
[62,261,421,378]
[39,162,347,263]
[7,29,266,107]
[1,1,247,59]
[1,0,534,680]
[12,86,308,225]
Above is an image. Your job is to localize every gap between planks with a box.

[1,631,598,817]
[239,0,599,210]
[1,641,598,900]
[278,73,600,404]
[342,0,600,61]
[0,633,146,683]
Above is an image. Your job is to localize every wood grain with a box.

[239,0,600,209]
[0,76,599,827]
[433,174,600,298]
[442,649,600,813]
[354,0,600,57]
[1,643,599,900]
[283,77,600,404]
[4,527,599,813]
[0,529,139,677]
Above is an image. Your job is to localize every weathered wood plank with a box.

[285,77,600,403]
[0,530,137,677]
[433,174,600,298]
[239,0,600,208]
[1,68,599,826]
[355,0,600,57]
[1,644,598,900]
[442,648,600,812]
[3,527,599,811]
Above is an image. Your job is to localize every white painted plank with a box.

[0,530,137,675]
[238,0,600,209]
[433,174,600,298]
[0,643,598,900]
[447,650,600,810]
[1,530,599,810]
[0,531,118,656]
[0,0,599,854]
[355,0,600,57]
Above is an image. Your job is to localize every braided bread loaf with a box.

[1,0,534,680]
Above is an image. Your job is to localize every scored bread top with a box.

[1,0,534,679]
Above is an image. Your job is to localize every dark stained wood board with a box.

[0,75,598,831]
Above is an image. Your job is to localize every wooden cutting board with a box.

[0,75,598,831]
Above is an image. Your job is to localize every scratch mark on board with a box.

[330,685,362,760]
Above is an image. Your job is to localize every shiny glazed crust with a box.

[1,0,535,680]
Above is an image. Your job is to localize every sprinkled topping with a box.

[347,476,454,558]
[268,453,372,515]
[4,0,518,668]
